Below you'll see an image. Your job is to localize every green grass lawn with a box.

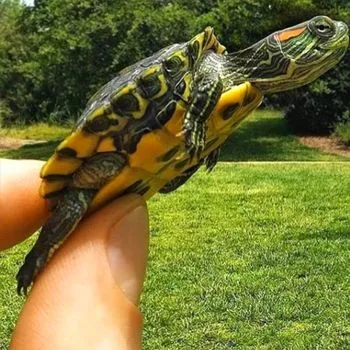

[0,122,72,141]
[219,110,347,162]
[144,163,350,349]
[0,110,347,161]
[1,110,350,349]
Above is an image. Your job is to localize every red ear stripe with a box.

[275,26,307,42]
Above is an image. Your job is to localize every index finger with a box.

[0,159,49,250]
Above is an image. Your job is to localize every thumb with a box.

[11,194,149,350]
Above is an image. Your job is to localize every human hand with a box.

[0,159,149,349]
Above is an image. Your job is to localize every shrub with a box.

[333,120,350,146]
[0,100,13,127]
[283,51,350,135]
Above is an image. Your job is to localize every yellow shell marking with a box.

[39,179,67,198]
[163,103,186,136]
[177,72,192,103]
[56,130,100,158]
[88,106,106,120]
[40,154,83,178]
[139,67,168,99]
[96,137,117,153]
[168,50,190,69]
[40,129,101,197]
[88,106,128,135]
[210,82,263,135]
[129,129,180,175]
[107,122,129,133]
[112,84,149,119]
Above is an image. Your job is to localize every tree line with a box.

[0,0,349,135]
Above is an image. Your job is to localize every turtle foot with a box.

[16,261,37,296]
[16,252,47,296]
[183,121,206,160]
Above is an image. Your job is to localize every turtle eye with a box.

[312,18,334,38]
[316,23,331,33]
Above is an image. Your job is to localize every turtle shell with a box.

[39,28,262,212]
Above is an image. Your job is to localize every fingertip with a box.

[13,195,148,349]
[107,202,150,305]
[0,159,49,250]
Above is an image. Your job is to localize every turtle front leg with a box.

[16,188,95,295]
[183,70,223,159]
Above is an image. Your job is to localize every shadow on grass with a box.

[220,112,290,161]
[220,110,346,162]
[0,140,61,160]
[294,226,350,241]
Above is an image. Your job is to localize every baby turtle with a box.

[17,16,349,294]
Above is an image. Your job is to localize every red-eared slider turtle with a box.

[17,16,349,294]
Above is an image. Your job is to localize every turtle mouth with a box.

[336,35,349,49]
[323,35,349,50]
[331,22,349,49]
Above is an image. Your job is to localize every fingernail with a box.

[107,204,149,306]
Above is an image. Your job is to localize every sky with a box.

[22,0,34,6]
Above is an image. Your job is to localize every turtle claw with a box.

[16,283,28,297]
[16,254,41,296]
[16,265,34,296]
[187,144,204,162]
[205,148,220,173]
[183,122,206,161]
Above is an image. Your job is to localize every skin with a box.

[4,17,348,345]
[0,159,149,350]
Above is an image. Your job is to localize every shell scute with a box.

[137,66,168,100]
[163,50,190,79]
[211,83,263,135]
[96,136,118,153]
[40,27,228,203]
[128,125,181,175]
[84,104,129,136]
[39,179,67,198]
[111,84,149,119]
[40,154,83,179]
[56,131,100,159]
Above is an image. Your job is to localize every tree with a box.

[0,0,24,123]
[0,0,348,129]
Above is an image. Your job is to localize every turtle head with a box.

[225,16,349,93]
[252,16,349,93]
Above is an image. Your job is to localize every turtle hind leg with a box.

[159,163,201,194]
[205,147,220,173]
[16,188,96,296]
[16,152,127,295]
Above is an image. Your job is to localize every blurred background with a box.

[0,0,349,141]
